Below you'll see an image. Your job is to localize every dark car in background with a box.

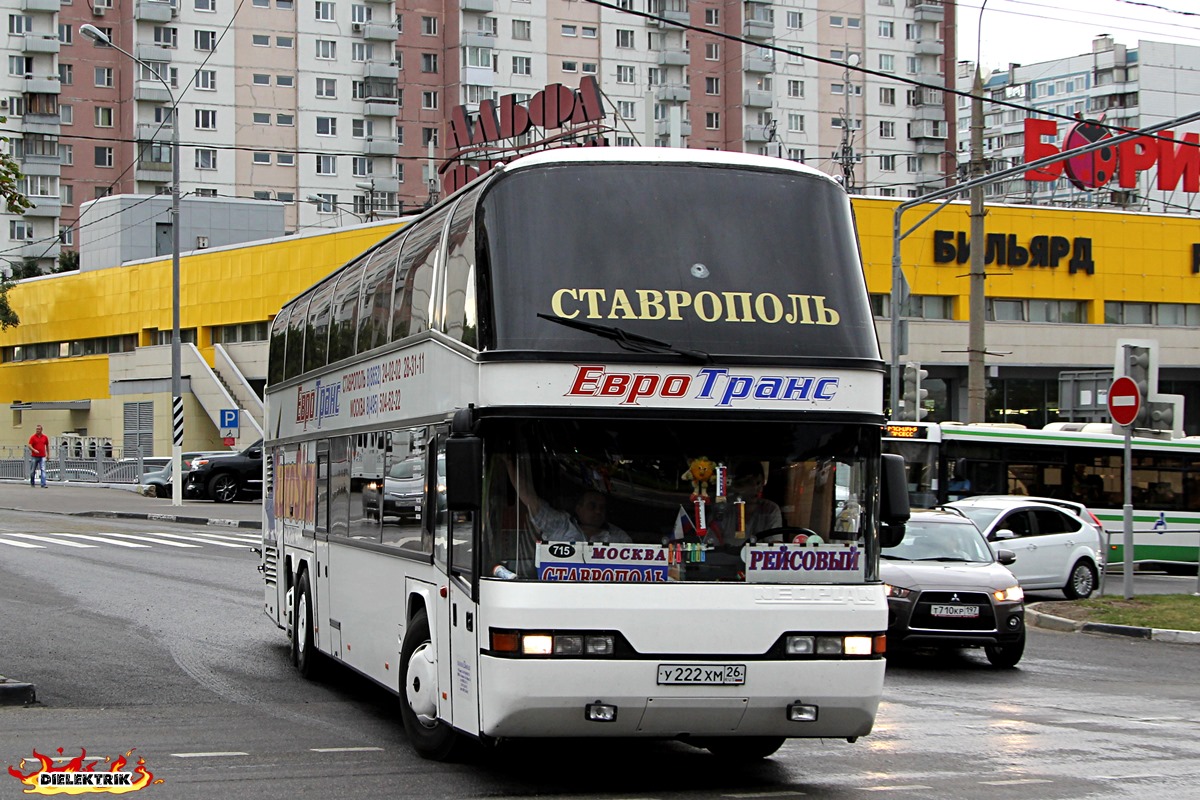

[184,440,263,502]
[881,509,1026,668]
[362,455,445,522]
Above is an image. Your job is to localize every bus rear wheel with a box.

[400,609,459,761]
[703,736,785,760]
[293,570,322,679]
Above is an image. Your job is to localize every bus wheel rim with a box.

[297,594,308,655]
[406,642,438,727]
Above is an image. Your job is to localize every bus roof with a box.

[499,146,838,185]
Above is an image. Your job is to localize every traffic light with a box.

[901,362,928,421]
[1114,339,1185,438]
[1124,344,1152,428]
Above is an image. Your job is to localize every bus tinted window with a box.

[442,193,479,346]
[392,207,449,341]
[328,257,366,364]
[267,305,289,386]
[304,279,337,374]
[356,233,405,355]
[479,163,876,360]
[283,296,309,380]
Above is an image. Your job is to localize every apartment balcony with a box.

[743,89,772,108]
[19,155,60,175]
[134,80,172,103]
[21,33,60,54]
[25,197,61,217]
[22,115,60,134]
[136,43,175,62]
[363,99,399,117]
[744,55,773,73]
[23,76,60,95]
[136,122,173,142]
[461,31,494,48]
[135,0,175,22]
[21,0,60,12]
[655,118,691,137]
[659,8,689,25]
[913,103,945,122]
[911,0,944,22]
[914,39,943,57]
[367,176,400,193]
[363,22,396,41]
[135,161,172,183]
[657,49,690,67]
[655,84,690,102]
[460,0,493,11]
[462,65,494,86]
[742,19,773,40]
[365,136,399,156]
[913,138,950,154]
[12,240,59,260]
[364,59,398,79]
[743,124,771,142]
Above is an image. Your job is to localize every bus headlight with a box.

[490,629,617,657]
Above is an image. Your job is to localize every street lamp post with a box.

[81,23,183,507]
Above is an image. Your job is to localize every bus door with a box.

[312,440,339,657]
[432,434,480,736]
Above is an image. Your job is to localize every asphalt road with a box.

[2,490,1199,799]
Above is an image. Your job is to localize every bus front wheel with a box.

[400,609,458,760]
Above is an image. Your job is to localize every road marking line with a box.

[310,747,385,753]
[861,787,933,792]
[979,779,1054,786]
[186,532,260,542]
[0,537,45,548]
[5,533,96,548]
[96,533,202,548]
[169,752,249,758]
[49,533,150,548]
[136,532,253,549]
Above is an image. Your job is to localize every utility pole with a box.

[967,68,988,423]
[835,54,860,191]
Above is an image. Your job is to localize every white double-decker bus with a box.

[261,148,909,761]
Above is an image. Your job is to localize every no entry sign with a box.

[1108,376,1141,427]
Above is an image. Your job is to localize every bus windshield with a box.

[480,418,878,584]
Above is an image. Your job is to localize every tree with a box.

[0,115,33,215]
[56,249,79,273]
[0,274,19,330]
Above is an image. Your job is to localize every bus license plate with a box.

[657,664,746,686]
[931,604,979,618]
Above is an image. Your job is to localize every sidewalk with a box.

[0,479,262,529]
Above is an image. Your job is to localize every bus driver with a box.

[502,456,631,545]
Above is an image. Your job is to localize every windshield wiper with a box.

[537,314,711,363]
[881,554,912,561]
[915,556,972,562]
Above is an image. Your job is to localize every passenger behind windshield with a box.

[502,455,632,545]
[712,459,783,539]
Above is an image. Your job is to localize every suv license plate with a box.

[657,664,746,685]
[931,604,980,618]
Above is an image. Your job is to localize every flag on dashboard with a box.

[673,505,695,541]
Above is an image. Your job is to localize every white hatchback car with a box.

[944,497,1104,599]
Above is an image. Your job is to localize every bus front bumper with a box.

[477,655,883,740]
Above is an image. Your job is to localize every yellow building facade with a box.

[2,198,1198,455]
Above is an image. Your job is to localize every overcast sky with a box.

[956,0,1200,73]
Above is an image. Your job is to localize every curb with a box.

[1027,604,1200,645]
[0,675,36,707]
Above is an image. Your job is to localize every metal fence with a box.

[0,444,165,485]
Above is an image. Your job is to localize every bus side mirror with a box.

[445,436,482,511]
[880,453,910,548]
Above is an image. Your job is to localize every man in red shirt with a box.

[28,424,49,488]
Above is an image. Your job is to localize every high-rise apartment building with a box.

[957,35,1200,214]
[2,0,956,274]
